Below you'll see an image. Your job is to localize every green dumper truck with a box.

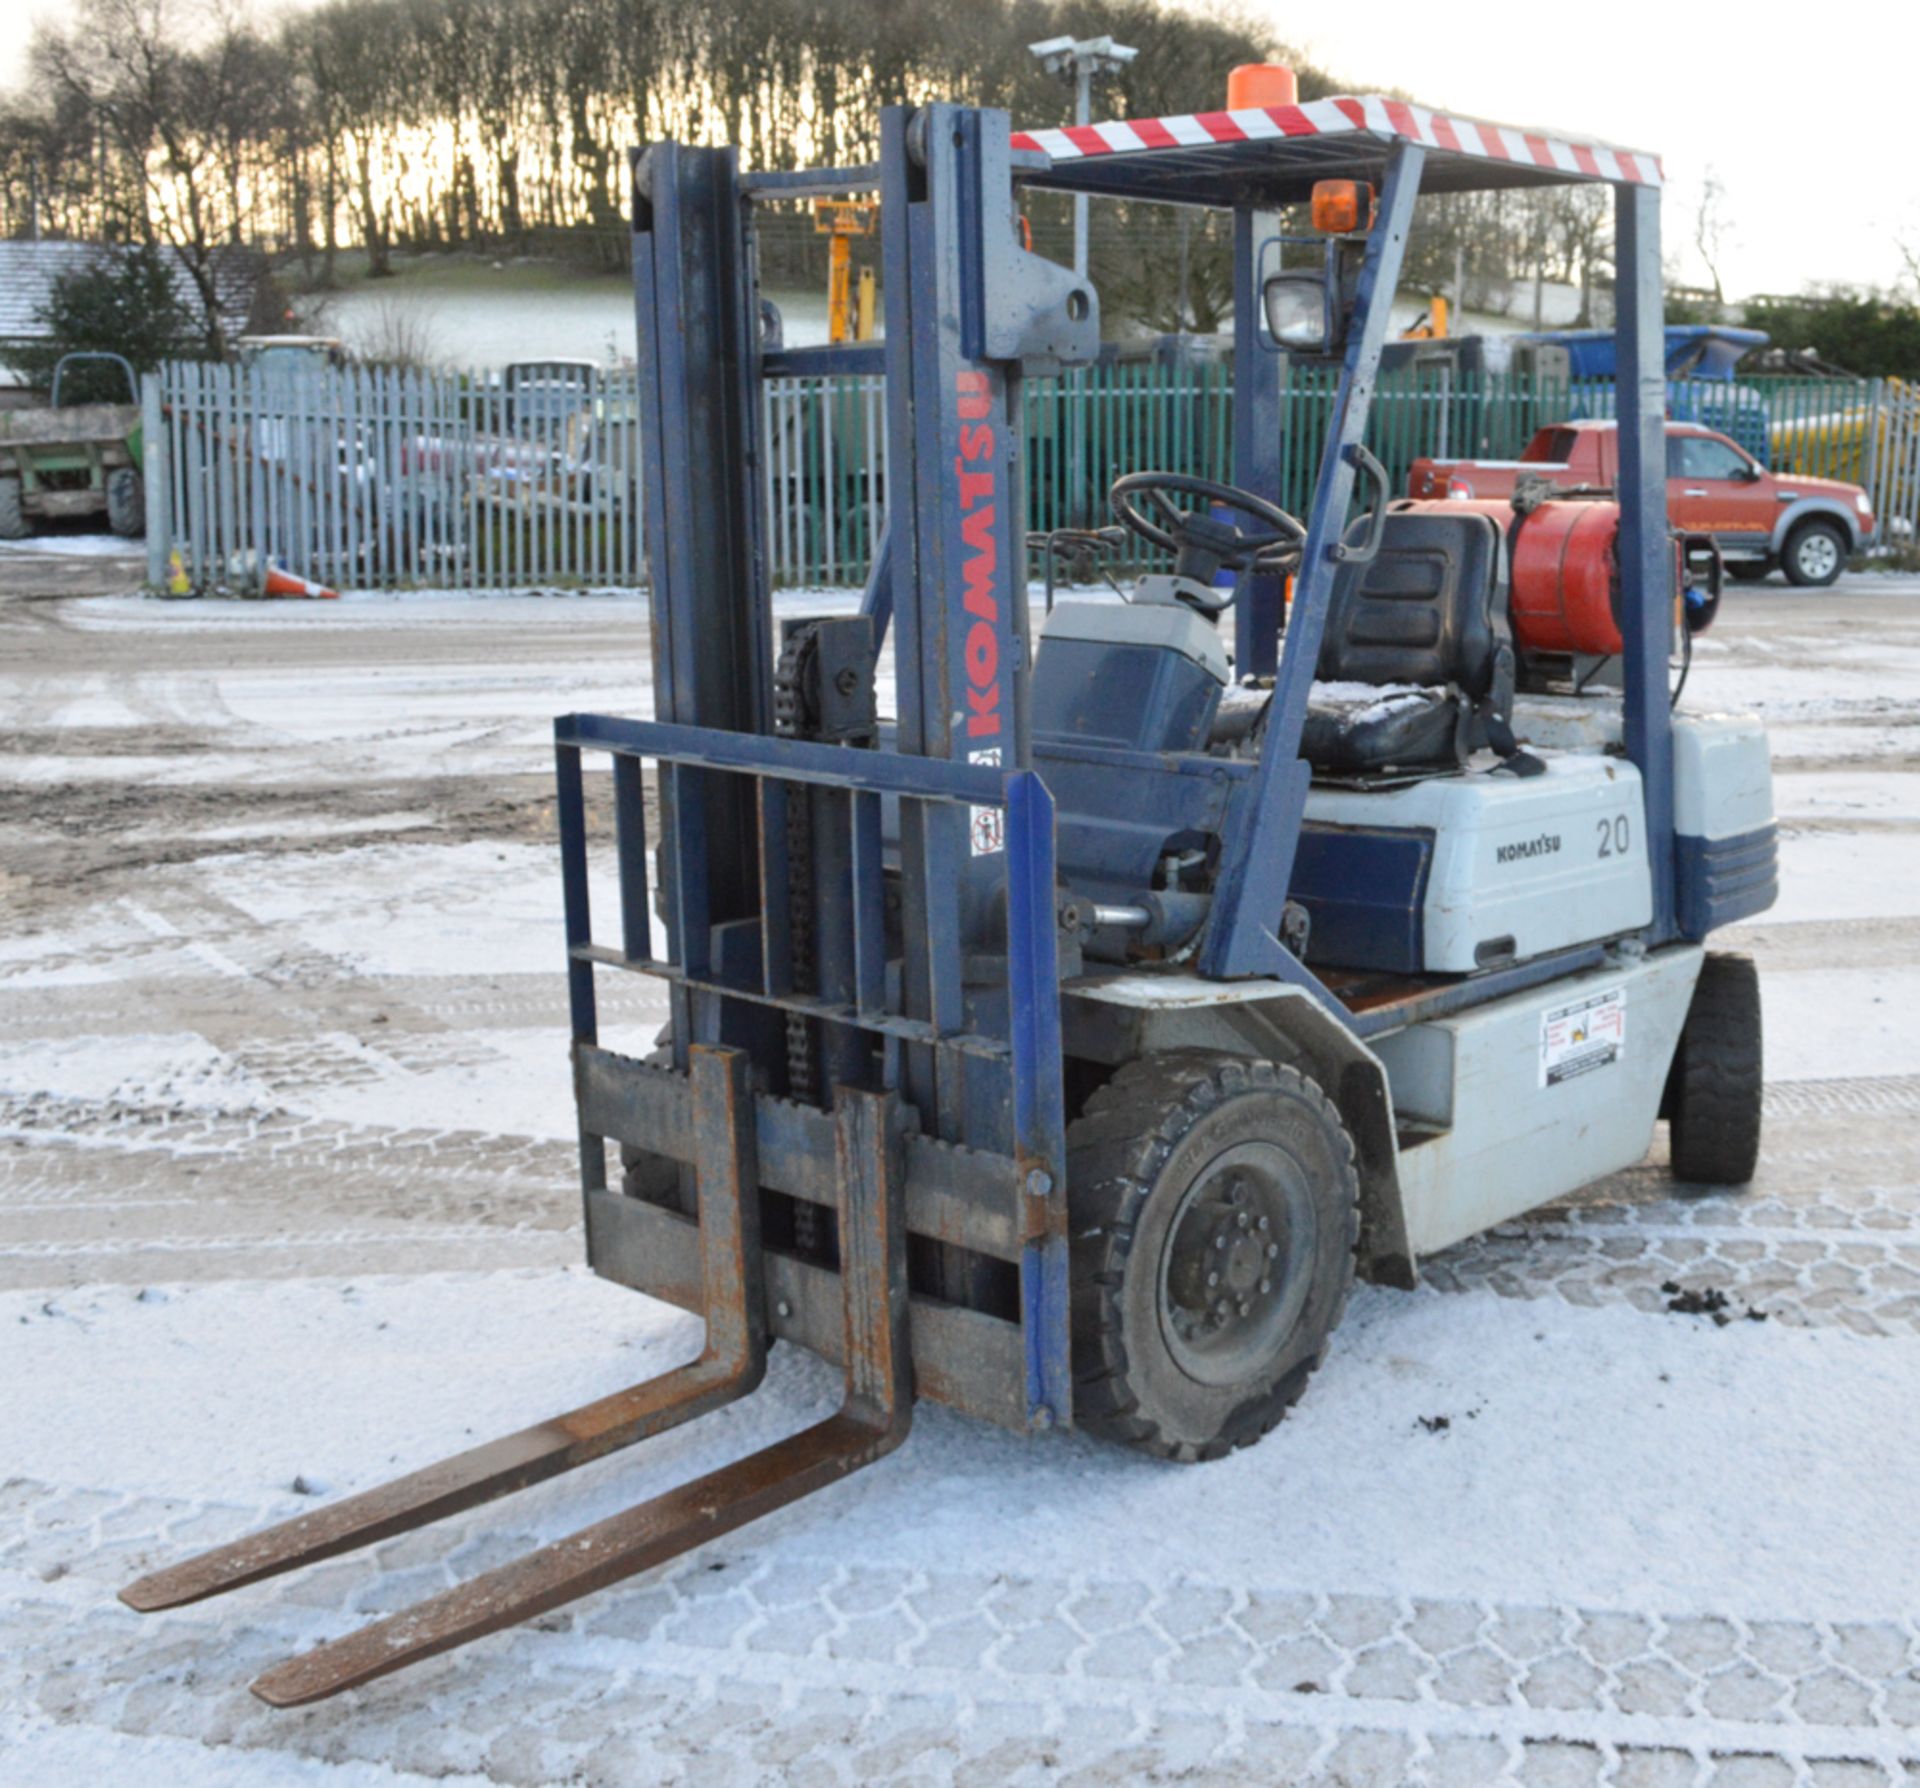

[0,353,145,539]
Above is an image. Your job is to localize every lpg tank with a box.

[1394,495,1685,658]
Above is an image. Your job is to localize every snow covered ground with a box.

[2,574,1919,1784]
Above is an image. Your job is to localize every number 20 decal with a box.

[1596,815,1630,857]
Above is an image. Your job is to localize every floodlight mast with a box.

[1026,34,1138,276]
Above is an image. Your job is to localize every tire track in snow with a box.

[8,1480,1917,1786]
[8,1083,1920,1324]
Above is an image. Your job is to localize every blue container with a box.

[1520,324,1767,381]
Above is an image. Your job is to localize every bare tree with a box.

[351,293,444,367]
[3,0,1355,334]
[1692,167,1730,308]
[1897,234,1920,302]
[30,0,276,354]
[1545,185,1612,325]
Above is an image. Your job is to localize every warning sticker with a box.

[968,747,1004,857]
[1539,985,1626,1087]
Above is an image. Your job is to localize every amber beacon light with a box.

[1225,63,1299,109]
[1310,180,1374,234]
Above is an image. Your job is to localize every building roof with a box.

[0,241,264,346]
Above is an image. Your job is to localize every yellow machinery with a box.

[813,200,878,344]
[1771,376,1913,487]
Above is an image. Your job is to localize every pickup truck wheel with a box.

[0,475,25,540]
[1782,520,1846,588]
[1665,952,1763,1187]
[106,467,144,537]
[1068,1051,1359,1462]
[1725,559,1773,583]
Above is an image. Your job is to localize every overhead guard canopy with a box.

[1009,94,1662,208]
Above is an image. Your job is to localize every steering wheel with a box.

[1108,471,1306,611]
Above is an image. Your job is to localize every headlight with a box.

[1856,491,1873,515]
[1262,274,1330,352]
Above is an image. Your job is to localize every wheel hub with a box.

[1799,533,1838,579]
[1158,1141,1317,1387]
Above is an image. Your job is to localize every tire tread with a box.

[1068,1050,1359,1462]
[1782,519,1846,589]
[1668,952,1763,1185]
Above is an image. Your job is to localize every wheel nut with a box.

[1266,1242,1279,1258]
[1259,1278,1272,1294]
[1237,1212,1250,1230]
[1237,1299,1250,1317]
[1207,1271,1219,1287]
[1257,1215,1270,1232]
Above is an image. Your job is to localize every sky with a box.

[1225,0,1916,299]
[5,0,1913,302]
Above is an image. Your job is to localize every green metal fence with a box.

[1275,367,1574,518]
[1026,360,1235,547]
[152,359,1920,593]
[764,365,1918,586]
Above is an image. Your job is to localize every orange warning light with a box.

[1225,63,1299,110]
[1310,180,1373,234]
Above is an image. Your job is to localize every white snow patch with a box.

[1774,769,1920,824]
[9,1269,1920,1626]
[0,533,142,559]
[1764,721,1920,765]
[211,840,609,979]
[3,1271,704,1506]
[1309,679,1433,722]
[1,1719,490,1786]
[178,812,441,844]
[313,1026,587,1140]
[831,1286,1920,1624]
[0,1032,273,1114]
[1769,827,1920,924]
[1761,965,1920,1080]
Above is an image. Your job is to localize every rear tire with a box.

[0,475,25,540]
[106,467,144,538]
[1666,952,1763,1186]
[1781,520,1846,588]
[1068,1051,1359,1462]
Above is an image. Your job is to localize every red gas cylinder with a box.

[1507,499,1624,656]
[1395,496,1625,656]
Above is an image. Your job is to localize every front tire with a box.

[1666,952,1763,1186]
[1068,1051,1359,1462]
[106,467,144,538]
[0,475,25,540]
[1782,520,1846,588]
[1725,559,1773,583]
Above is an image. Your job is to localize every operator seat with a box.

[1301,505,1525,776]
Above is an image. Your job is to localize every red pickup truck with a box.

[1407,418,1876,587]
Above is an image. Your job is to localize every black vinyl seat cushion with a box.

[1302,508,1513,775]
[1300,678,1470,775]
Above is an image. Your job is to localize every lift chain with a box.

[773,623,829,1256]
[773,621,823,1113]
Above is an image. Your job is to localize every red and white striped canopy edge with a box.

[1011,95,1663,188]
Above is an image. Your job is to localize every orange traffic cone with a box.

[262,564,341,600]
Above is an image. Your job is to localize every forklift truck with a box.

[124,81,1776,1702]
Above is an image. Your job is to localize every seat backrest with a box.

[1316,508,1505,696]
